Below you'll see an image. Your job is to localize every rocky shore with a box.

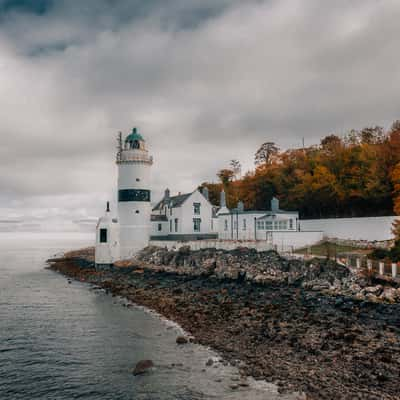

[47,246,400,400]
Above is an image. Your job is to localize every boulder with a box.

[363,285,383,296]
[133,359,154,375]
[380,287,399,302]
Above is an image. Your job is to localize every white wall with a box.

[151,221,169,236]
[218,212,300,241]
[299,216,398,241]
[270,231,323,252]
[95,217,120,264]
[180,190,213,234]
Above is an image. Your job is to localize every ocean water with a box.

[0,232,297,400]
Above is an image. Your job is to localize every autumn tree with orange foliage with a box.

[202,120,400,220]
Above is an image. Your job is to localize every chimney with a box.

[220,190,226,208]
[271,197,279,212]
[164,188,170,200]
[237,201,244,212]
[202,186,209,200]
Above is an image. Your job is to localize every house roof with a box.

[152,192,192,211]
[151,214,168,222]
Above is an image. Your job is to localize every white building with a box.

[150,187,218,240]
[95,128,153,266]
[95,127,322,267]
[218,195,299,241]
[95,201,119,268]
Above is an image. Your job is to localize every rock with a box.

[176,336,188,344]
[380,287,399,302]
[133,360,154,375]
[364,285,383,296]
[206,358,214,366]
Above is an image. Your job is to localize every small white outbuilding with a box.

[95,202,120,268]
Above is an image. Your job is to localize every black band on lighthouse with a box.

[118,189,151,202]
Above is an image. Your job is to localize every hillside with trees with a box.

[201,120,400,221]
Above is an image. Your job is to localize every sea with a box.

[0,232,299,400]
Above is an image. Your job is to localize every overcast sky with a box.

[1,0,400,230]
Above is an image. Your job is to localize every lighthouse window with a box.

[99,228,107,243]
[135,210,139,214]
[118,189,150,202]
[158,223,162,231]
[136,178,140,182]
[193,218,201,232]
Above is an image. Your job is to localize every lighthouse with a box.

[117,127,153,259]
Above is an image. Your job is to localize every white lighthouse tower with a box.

[117,127,153,259]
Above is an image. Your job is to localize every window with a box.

[136,178,140,182]
[243,219,247,230]
[265,221,273,230]
[278,221,287,230]
[274,221,278,230]
[174,218,178,232]
[193,218,201,232]
[100,228,107,243]
[170,207,172,216]
[170,220,172,232]
[257,221,262,230]
[193,202,201,214]
[224,219,228,231]
[135,210,139,214]
[289,219,293,229]
[158,223,162,232]
[118,189,150,202]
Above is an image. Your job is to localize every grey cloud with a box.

[1,0,400,227]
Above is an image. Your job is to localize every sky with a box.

[1,0,400,231]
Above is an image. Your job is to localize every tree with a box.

[217,169,235,186]
[321,134,342,150]
[229,159,242,180]
[255,142,279,166]
[392,162,400,215]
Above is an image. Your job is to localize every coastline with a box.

[47,247,400,400]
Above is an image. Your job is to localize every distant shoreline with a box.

[47,247,400,400]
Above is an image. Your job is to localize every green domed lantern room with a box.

[125,127,145,150]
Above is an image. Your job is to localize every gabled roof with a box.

[152,192,192,211]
